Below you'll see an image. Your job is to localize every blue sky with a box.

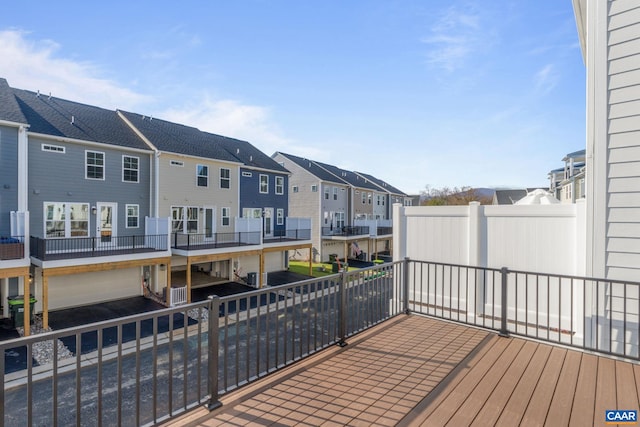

[0,1,585,194]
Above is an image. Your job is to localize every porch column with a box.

[22,274,30,336]
[186,258,192,304]
[42,273,49,329]
[166,261,172,306]
[308,244,313,276]
[259,252,265,288]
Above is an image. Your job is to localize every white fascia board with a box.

[28,131,153,155]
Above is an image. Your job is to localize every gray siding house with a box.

[0,79,30,329]
[10,84,171,330]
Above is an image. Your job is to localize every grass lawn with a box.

[288,260,355,278]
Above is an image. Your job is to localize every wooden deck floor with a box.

[166,315,640,427]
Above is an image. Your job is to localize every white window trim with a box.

[259,174,269,194]
[292,185,299,193]
[85,150,105,180]
[333,187,338,200]
[126,204,139,228]
[277,208,284,225]
[220,168,231,189]
[196,164,209,187]
[275,176,284,195]
[122,155,140,183]
[42,143,65,153]
[221,207,230,226]
[43,202,90,238]
[311,184,318,192]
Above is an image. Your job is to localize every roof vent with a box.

[48,92,51,100]
[71,115,75,125]
[36,90,40,98]
[236,148,240,154]
[250,155,253,162]
[149,116,153,121]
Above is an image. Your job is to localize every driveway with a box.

[48,296,196,356]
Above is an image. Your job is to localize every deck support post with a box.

[205,295,222,411]
[499,267,510,337]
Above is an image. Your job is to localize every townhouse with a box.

[9,84,171,332]
[272,152,408,263]
[0,79,31,333]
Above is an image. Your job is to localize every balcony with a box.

[0,236,24,260]
[30,234,168,261]
[263,228,311,243]
[322,225,370,237]
[2,259,638,425]
[171,231,261,251]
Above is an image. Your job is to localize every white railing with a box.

[170,286,187,306]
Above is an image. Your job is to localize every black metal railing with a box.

[264,228,311,242]
[2,258,639,426]
[0,261,400,426]
[172,232,261,250]
[375,226,393,236]
[0,236,24,260]
[30,235,168,260]
[321,226,370,237]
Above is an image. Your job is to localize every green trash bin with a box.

[7,295,36,328]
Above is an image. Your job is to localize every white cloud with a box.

[0,29,291,153]
[422,5,489,72]
[0,29,150,110]
[534,63,559,95]
[160,95,292,154]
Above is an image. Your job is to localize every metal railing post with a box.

[206,295,222,411]
[499,267,510,337]
[337,269,348,347]
[404,257,411,314]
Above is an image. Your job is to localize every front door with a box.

[263,208,273,238]
[96,202,117,245]
[204,207,215,239]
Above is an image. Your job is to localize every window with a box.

[222,207,230,226]
[44,202,89,238]
[275,176,284,195]
[197,165,209,187]
[324,187,329,200]
[220,168,231,188]
[86,151,104,180]
[292,185,299,193]
[260,175,268,193]
[242,171,252,177]
[368,194,372,204]
[382,197,385,206]
[335,212,345,228]
[42,144,65,153]
[122,155,139,183]
[126,204,139,228]
[277,208,284,225]
[170,160,184,167]
[311,184,318,192]
[333,187,338,200]
[362,192,367,204]
[377,195,381,206]
[171,206,198,233]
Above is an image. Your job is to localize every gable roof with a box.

[119,110,240,163]
[354,171,407,196]
[0,79,28,125]
[275,152,348,185]
[213,134,289,174]
[311,161,381,191]
[11,87,149,150]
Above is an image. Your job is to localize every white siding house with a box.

[574,0,640,281]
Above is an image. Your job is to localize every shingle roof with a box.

[275,152,348,184]
[312,161,381,191]
[119,110,240,163]
[11,87,149,150]
[0,79,28,124]
[354,171,407,196]
[212,134,289,173]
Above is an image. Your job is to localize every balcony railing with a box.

[376,226,393,236]
[2,259,639,425]
[0,236,24,260]
[30,234,168,261]
[263,228,311,243]
[172,231,261,251]
[321,225,370,237]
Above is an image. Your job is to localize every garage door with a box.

[48,267,142,311]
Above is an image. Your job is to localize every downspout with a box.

[17,125,28,212]
[154,151,160,217]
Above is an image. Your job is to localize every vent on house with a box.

[170,160,184,167]
[42,144,65,153]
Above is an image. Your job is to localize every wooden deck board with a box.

[494,343,552,427]
[546,350,582,426]
[445,339,526,426]
[165,316,640,427]
[504,346,566,426]
[470,340,539,426]
[569,353,598,427]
